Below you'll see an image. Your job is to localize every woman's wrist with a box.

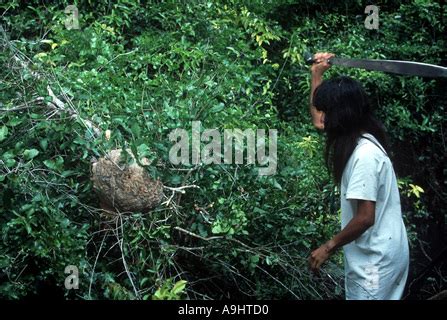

[324,239,337,254]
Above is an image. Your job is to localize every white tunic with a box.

[340,133,409,300]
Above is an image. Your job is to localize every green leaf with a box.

[253,207,267,214]
[0,126,8,142]
[137,143,151,158]
[34,52,47,59]
[210,103,224,113]
[5,159,16,168]
[170,175,182,185]
[211,224,222,234]
[44,160,57,170]
[171,280,187,295]
[23,149,39,160]
[39,139,48,151]
[43,156,64,170]
[273,179,282,190]
[2,152,16,168]
[131,122,141,138]
[7,117,23,127]
[61,170,76,178]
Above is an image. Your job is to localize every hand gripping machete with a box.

[304,52,447,78]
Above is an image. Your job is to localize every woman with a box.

[307,52,410,300]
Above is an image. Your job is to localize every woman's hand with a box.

[308,240,335,273]
[310,52,335,77]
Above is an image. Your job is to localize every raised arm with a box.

[309,52,334,130]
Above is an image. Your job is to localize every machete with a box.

[304,52,447,78]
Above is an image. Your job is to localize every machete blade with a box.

[303,51,447,78]
[329,57,447,78]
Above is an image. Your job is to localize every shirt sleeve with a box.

[345,148,383,202]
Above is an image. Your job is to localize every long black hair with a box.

[313,76,389,184]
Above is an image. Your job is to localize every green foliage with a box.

[150,279,188,300]
[0,0,445,300]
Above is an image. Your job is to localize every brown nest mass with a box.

[91,149,164,213]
